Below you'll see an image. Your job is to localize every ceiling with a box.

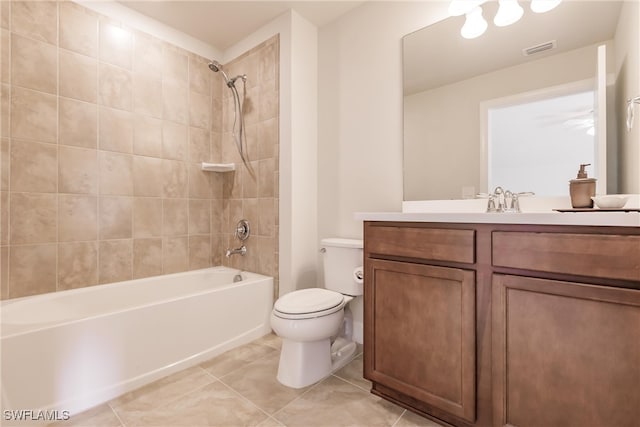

[118,1,365,50]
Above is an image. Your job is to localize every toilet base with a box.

[276,337,358,389]
[277,338,332,388]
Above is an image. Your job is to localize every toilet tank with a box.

[321,238,363,296]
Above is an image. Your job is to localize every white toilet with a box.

[270,238,363,388]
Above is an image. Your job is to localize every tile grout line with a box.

[267,372,329,424]
[390,409,407,427]
[215,375,285,426]
[106,401,127,427]
[201,338,319,424]
[200,340,278,380]
[329,372,371,394]
[203,343,287,420]
[107,365,218,422]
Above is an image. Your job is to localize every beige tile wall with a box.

[216,37,280,294]
[0,1,280,299]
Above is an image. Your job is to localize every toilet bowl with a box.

[271,238,363,389]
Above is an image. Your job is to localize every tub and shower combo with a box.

[1,267,273,418]
[2,58,269,420]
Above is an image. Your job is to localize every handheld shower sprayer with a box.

[207,60,252,175]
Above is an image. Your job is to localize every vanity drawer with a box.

[492,231,640,281]
[366,225,475,264]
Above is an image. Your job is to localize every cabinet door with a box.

[364,259,476,422]
[492,274,640,427]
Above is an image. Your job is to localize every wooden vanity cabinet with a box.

[363,221,640,427]
[492,274,640,427]
[491,230,640,427]
[365,259,476,422]
[363,223,481,426]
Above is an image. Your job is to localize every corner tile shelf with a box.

[201,162,236,172]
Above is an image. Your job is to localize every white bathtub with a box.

[1,266,273,419]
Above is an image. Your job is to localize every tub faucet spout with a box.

[226,245,247,257]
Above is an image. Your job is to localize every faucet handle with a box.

[503,190,516,212]
[486,195,497,212]
[512,194,521,213]
[235,219,250,241]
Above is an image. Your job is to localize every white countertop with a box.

[354,211,640,227]
[355,195,640,227]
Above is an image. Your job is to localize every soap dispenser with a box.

[569,163,596,208]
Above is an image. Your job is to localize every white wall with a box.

[318,1,639,224]
[317,1,449,240]
[289,14,319,293]
[317,2,448,340]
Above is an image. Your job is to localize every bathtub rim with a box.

[1,266,273,339]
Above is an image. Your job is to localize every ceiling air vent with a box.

[522,40,557,57]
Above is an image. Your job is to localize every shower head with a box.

[208,60,222,73]
[208,59,232,85]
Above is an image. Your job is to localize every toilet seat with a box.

[273,288,345,320]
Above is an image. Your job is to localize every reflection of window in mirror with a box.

[487,90,595,196]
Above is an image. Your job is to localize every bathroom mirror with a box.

[403,0,638,200]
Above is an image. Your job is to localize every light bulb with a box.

[494,0,524,27]
[530,0,561,14]
[461,6,488,39]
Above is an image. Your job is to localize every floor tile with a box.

[110,366,215,413]
[255,416,286,427]
[220,351,310,414]
[200,341,276,378]
[333,353,371,392]
[253,332,282,350]
[49,404,121,427]
[395,409,446,427]
[273,375,404,427]
[114,381,269,427]
[50,334,426,427]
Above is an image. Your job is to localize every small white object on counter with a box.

[591,195,629,209]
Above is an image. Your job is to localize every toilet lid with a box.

[274,288,344,316]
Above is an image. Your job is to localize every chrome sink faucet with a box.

[486,187,534,213]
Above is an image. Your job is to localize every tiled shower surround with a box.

[0,1,279,299]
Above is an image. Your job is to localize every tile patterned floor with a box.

[51,334,444,427]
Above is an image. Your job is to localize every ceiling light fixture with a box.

[461,6,488,39]
[530,0,562,14]
[448,0,487,17]
[494,0,524,27]
[451,0,562,39]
